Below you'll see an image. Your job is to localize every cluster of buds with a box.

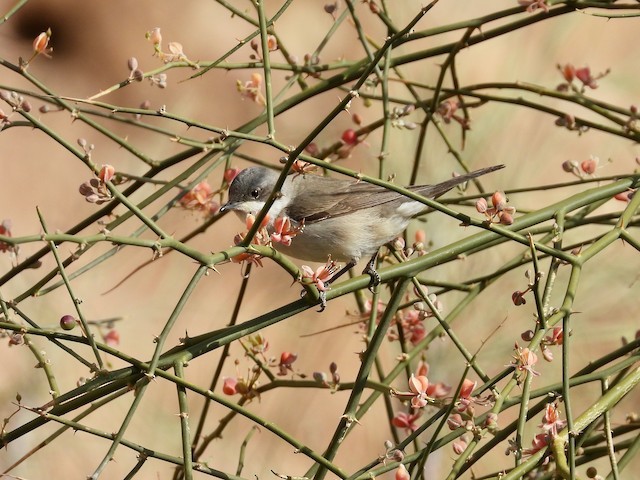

[437,99,470,130]
[146,27,195,66]
[243,333,302,378]
[561,155,603,179]
[0,90,32,129]
[522,326,564,362]
[271,216,304,247]
[302,53,322,79]
[390,104,418,130]
[517,402,566,456]
[518,0,549,13]
[388,231,428,266]
[246,333,270,360]
[312,361,340,391]
[476,191,516,225]
[231,213,271,268]
[79,164,116,204]
[249,35,278,61]
[554,113,589,134]
[231,213,303,267]
[237,73,266,105]
[557,63,609,93]
[179,181,220,217]
[447,379,498,455]
[127,57,144,83]
[390,294,442,345]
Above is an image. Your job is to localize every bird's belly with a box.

[272,213,411,264]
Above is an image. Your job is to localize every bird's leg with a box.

[362,250,381,292]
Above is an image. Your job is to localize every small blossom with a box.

[512,345,540,378]
[104,329,120,347]
[147,27,162,46]
[300,258,338,292]
[459,379,476,399]
[179,181,219,216]
[416,361,429,378]
[452,437,468,455]
[236,73,266,105]
[248,333,269,356]
[544,326,564,346]
[98,164,115,184]
[523,433,549,456]
[222,377,238,395]
[540,403,566,435]
[614,190,635,202]
[408,374,430,408]
[518,0,549,13]
[392,411,422,433]
[224,168,240,184]
[580,156,599,175]
[426,382,451,399]
[575,67,598,89]
[290,160,318,175]
[512,290,527,306]
[32,29,53,58]
[277,351,297,376]
[447,413,464,430]
[437,99,469,129]
[271,216,303,247]
[557,63,610,93]
[485,412,499,429]
[266,35,278,51]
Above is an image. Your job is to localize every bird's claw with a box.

[363,265,381,293]
[317,291,327,312]
[300,287,328,312]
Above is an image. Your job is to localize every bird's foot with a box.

[299,287,328,312]
[363,252,381,293]
[362,263,381,293]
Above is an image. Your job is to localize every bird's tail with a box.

[412,164,505,199]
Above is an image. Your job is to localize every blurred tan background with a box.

[1,0,639,478]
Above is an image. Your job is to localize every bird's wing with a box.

[284,178,413,224]
[284,165,504,224]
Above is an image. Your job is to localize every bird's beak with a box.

[219,202,233,213]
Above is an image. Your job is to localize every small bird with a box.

[221,164,504,290]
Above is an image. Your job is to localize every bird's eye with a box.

[250,188,260,199]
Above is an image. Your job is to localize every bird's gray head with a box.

[221,167,281,214]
